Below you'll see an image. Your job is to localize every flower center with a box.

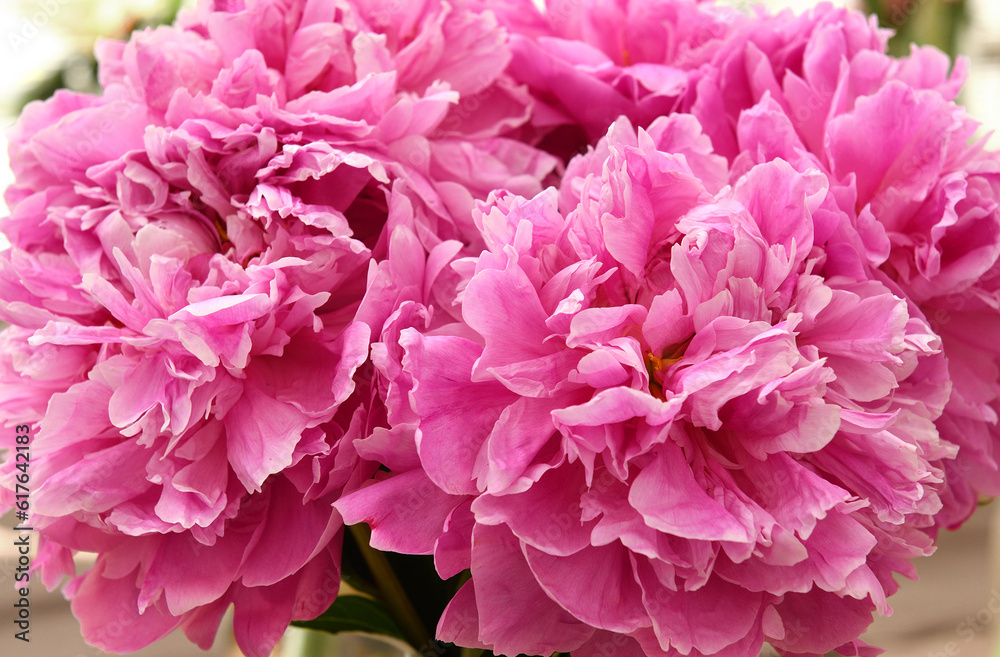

[644,336,692,399]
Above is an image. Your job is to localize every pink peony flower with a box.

[686,3,1000,527]
[337,115,958,657]
[0,0,555,655]
[4,1,998,656]
[499,0,1000,528]
[686,4,966,161]
[824,81,1000,528]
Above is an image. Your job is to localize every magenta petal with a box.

[740,452,850,538]
[435,500,476,579]
[162,429,229,526]
[472,463,593,556]
[601,191,655,278]
[240,478,342,587]
[574,631,651,657]
[34,439,151,517]
[335,469,460,555]
[463,265,559,375]
[107,353,177,429]
[525,542,647,633]
[224,380,310,492]
[827,81,955,208]
[643,289,691,355]
[737,93,808,165]
[404,330,514,495]
[731,159,822,259]
[139,529,248,616]
[437,579,489,650]
[471,523,594,655]
[180,597,231,650]
[553,386,680,427]
[769,590,876,655]
[629,442,751,543]
[567,305,648,348]
[481,396,562,493]
[231,579,298,657]
[353,425,421,472]
[637,558,764,655]
[72,561,182,653]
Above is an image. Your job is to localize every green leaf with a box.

[291,595,406,640]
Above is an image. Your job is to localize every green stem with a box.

[349,524,432,650]
[459,648,485,657]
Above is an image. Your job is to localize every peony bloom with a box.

[498,0,1000,528]
[337,116,958,657]
[4,1,998,656]
[0,0,554,655]
[686,2,1000,527]
[685,4,966,161]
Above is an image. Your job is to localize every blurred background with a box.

[0,0,997,656]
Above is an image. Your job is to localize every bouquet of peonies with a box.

[2,1,999,656]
